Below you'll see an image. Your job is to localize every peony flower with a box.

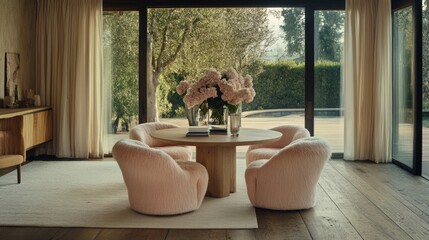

[176,80,190,95]
[177,67,255,113]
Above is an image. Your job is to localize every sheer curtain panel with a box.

[344,0,392,163]
[36,0,104,158]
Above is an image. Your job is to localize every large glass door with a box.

[313,10,345,154]
[392,6,415,169]
[423,0,429,178]
[103,11,139,153]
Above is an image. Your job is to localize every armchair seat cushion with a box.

[0,155,24,168]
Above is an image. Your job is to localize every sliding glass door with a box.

[313,10,344,154]
[423,0,429,178]
[103,11,139,152]
[392,6,415,169]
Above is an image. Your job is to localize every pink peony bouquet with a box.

[176,67,256,114]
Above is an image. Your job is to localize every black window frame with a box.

[103,0,347,159]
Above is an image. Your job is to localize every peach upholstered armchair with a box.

[246,125,310,166]
[129,122,192,161]
[112,139,208,215]
[245,137,331,210]
[0,116,25,183]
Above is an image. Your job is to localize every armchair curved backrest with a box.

[246,125,310,165]
[129,122,192,161]
[112,139,208,215]
[245,137,332,210]
[129,122,180,147]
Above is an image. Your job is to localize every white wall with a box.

[0,0,37,101]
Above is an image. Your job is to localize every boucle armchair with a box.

[245,137,331,210]
[246,125,310,166]
[130,122,192,161]
[0,116,25,184]
[112,139,208,215]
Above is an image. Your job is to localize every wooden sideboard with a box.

[0,107,53,161]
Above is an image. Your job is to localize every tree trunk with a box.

[113,116,120,134]
[146,31,158,122]
[146,73,159,122]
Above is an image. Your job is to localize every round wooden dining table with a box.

[151,128,282,198]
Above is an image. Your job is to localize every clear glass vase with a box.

[229,112,240,136]
[186,105,200,126]
[209,106,228,133]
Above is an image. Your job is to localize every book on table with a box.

[186,126,209,137]
[209,125,227,135]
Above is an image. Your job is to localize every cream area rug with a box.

[0,160,257,229]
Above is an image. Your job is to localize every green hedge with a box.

[314,61,342,108]
[245,61,341,110]
[245,62,305,110]
[159,61,342,117]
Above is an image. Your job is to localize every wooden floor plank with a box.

[254,208,312,240]
[96,229,168,240]
[0,227,60,240]
[344,161,429,223]
[330,161,429,239]
[165,229,225,240]
[226,230,256,240]
[300,185,363,239]
[320,162,413,240]
[52,228,100,240]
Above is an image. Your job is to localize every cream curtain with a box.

[344,0,392,163]
[35,0,104,158]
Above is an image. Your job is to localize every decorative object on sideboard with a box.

[5,52,20,97]
[3,96,14,108]
[34,95,41,107]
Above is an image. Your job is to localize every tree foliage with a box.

[280,8,305,59]
[317,11,344,62]
[281,9,344,62]
[176,8,273,77]
[150,8,273,118]
[104,12,139,132]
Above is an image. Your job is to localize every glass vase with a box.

[209,106,228,133]
[229,112,240,137]
[186,105,200,126]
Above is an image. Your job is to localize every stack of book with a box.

[186,126,210,137]
[209,125,228,135]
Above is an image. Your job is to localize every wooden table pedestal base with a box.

[196,146,236,198]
